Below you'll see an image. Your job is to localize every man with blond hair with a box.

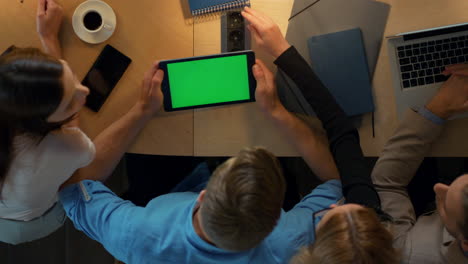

[59,57,344,263]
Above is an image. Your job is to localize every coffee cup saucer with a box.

[72,0,117,44]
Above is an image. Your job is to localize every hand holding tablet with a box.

[159,51,257,111]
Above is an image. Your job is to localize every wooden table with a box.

[193,0,297,157]
[3,0,468,157]
[194,0,468,157]
[0,0,195,156]
[361,0,468,157]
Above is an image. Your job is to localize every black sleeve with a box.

[274,46,381,210]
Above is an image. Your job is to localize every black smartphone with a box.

[83,45,132,112]
[159,50,256,112]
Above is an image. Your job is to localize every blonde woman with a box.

[290,206,398,264]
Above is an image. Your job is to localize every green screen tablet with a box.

[160,51,256,111]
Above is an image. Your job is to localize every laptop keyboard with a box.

[397,36,468,88]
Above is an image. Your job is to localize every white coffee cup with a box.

[82,9,113,33]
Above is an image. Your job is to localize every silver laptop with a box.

[388,23,468,119]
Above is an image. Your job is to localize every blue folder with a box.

[308,28,375,116]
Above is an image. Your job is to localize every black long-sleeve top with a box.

[274,46,381,210]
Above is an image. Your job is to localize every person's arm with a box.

[372,72,468,243]
[266,180,343,263]
[253,60,339,181]
[242,7,380,208]
[36,0,63,59]
[59,180,141,263]
[61,63,165,187]
[275,47,379,208]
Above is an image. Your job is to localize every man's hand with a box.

[443,64,468,76]
[241,7,291,58]
[253,59,286,117]
[136,62,165,117]
[426,66,468,119]
[36,0,63,58]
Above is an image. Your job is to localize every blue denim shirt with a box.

[59,179,342,264]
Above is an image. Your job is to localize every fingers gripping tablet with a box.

[159,51,256,112]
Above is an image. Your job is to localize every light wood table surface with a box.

[193,0,297,157]
[364,0,468,157]
[0,0,195,156]
[194,0,468,157]
[3,0,468,157]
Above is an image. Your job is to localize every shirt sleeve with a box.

[266,180,343,263]
[371,110,444,246]
[416,106,446,125]
[282,179,343,234]
[52,127,96,168]
[59,180,141,262]
[274,46,381,210]
[292,180,343,211]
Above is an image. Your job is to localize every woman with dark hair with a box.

[0,0,165,244]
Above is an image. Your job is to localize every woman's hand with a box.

[136,61,165,117]
[253,59,286,117]
[241,7,291,58]
[36,0,64,58]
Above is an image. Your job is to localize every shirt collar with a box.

[442,227,468,258]
[442,228,455,246]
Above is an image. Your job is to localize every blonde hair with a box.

[200,147,285,251]
[290,208,399,264]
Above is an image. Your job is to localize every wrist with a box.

[133,102,156,121]
[40,36,59,47]
[273,42,291,58]
[40,37,62,57]
[268,105,289,122]
[425,101,452,120]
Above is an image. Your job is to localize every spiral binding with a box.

[192,0,251,16]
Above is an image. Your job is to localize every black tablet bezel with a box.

[159,50,256,112]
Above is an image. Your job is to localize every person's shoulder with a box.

[280,180,342,221]
[49,126,91,144]
[302,180,342,200]
[48,127,95,166]
[146,192,200,208]
[263,214,311,264]
[402,212,452,261]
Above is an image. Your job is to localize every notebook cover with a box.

[307,28,375,116]
[275,0,389,116]
[188,0,247,13]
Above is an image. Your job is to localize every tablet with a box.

[159,51,256,112]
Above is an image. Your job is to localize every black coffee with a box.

[83,11,102,31]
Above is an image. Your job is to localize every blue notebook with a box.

[308,28,375,116]
[188,0,251,16]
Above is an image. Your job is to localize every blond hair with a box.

[290,208,399,264]
[200,147,285,251]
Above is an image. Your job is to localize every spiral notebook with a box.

[188,0,251,16]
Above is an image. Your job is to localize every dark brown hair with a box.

[291,208,399,264]
[200,147,286,251]
[0,47,68,188]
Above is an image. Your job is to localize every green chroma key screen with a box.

[167,55,251,108]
